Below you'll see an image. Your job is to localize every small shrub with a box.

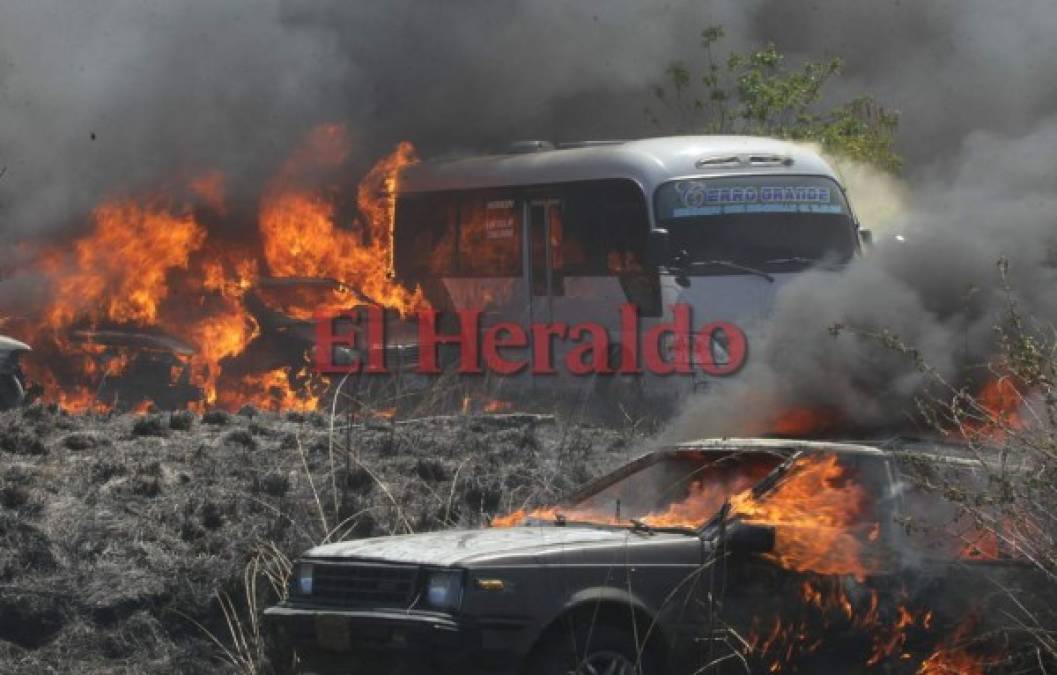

[202,410,232,426]
[415,458,450,483]
[199,501,223,529]
[0,485,30,509]
[0,426,47,456]
[63,432,102,450]
[132,415,168,437]
[222,429,257,451]
[128,476,161,498]
[169,410,196,431]
[90,460,128,484]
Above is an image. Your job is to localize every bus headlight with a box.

[425,569,463,611]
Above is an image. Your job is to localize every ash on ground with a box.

[0,404,642,674]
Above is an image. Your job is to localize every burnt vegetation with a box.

[0,403,636,673]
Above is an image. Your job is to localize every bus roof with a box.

[398,135,841,196]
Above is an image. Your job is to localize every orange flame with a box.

[17,123,422,413]
[765,407,842,437]
[730,454,881,580]
[491,454,877,571]
[260,128,423,316]
[483,399,514,413]
[917,615,990,675]
[490,507,560,528]
[748,577,937,671]
[962,376,1024,441]
[42,197,206,330]
[215,365,323,413]
[637,460,776,528]
[977,377,1022,426]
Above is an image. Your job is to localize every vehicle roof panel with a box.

[398,136,840,195]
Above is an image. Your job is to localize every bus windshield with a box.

[654,175,857,273]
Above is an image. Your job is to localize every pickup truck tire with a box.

[525,622,660,675]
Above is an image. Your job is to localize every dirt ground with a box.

[0,404,644,673]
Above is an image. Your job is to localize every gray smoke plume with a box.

[669,117,1057,439]
[750,0,1057,168]
[656,0,1057,436]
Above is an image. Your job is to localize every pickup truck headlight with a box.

[425,569,463,611]
[296,562,314,595]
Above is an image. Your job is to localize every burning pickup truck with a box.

[266,437,1049,674]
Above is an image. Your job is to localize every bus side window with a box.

[456,191,522,277]
[393,193,457,281]
[562,180,649,276]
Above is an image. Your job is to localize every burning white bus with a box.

[393,136,868,400]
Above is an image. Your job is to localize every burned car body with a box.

[0,334,30,410]
[266,438,1049,674]
[232,276,550,415]
[70,329,201,410]
[235,276,443,398]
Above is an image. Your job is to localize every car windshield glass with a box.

[654,175,856,272]
[492,451,785,530]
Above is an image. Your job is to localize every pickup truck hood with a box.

[304,526,652,566]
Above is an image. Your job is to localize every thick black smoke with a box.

[0,0,750,246]
[6,0,1053,243]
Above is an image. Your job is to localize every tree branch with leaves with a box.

[650,26,901,173]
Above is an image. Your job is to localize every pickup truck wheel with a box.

[526,623,659,675]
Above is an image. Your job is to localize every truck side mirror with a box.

[646,229,671,266]
[723,522,776,555]
[858,229,874,250]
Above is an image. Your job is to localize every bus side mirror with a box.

[723,522,776,555]
[647,229,671,266]
[859,229,874,251]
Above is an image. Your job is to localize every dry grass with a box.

[0,379,643,673]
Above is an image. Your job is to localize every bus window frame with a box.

[395,178,656,281]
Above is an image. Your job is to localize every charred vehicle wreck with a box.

[237,276,430,378]
[266,438,1050,674]
[231,276,445,405]
[69,329,201,410]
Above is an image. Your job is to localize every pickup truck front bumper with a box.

[264,604,524,675]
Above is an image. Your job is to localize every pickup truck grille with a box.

[311,562,419,608]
